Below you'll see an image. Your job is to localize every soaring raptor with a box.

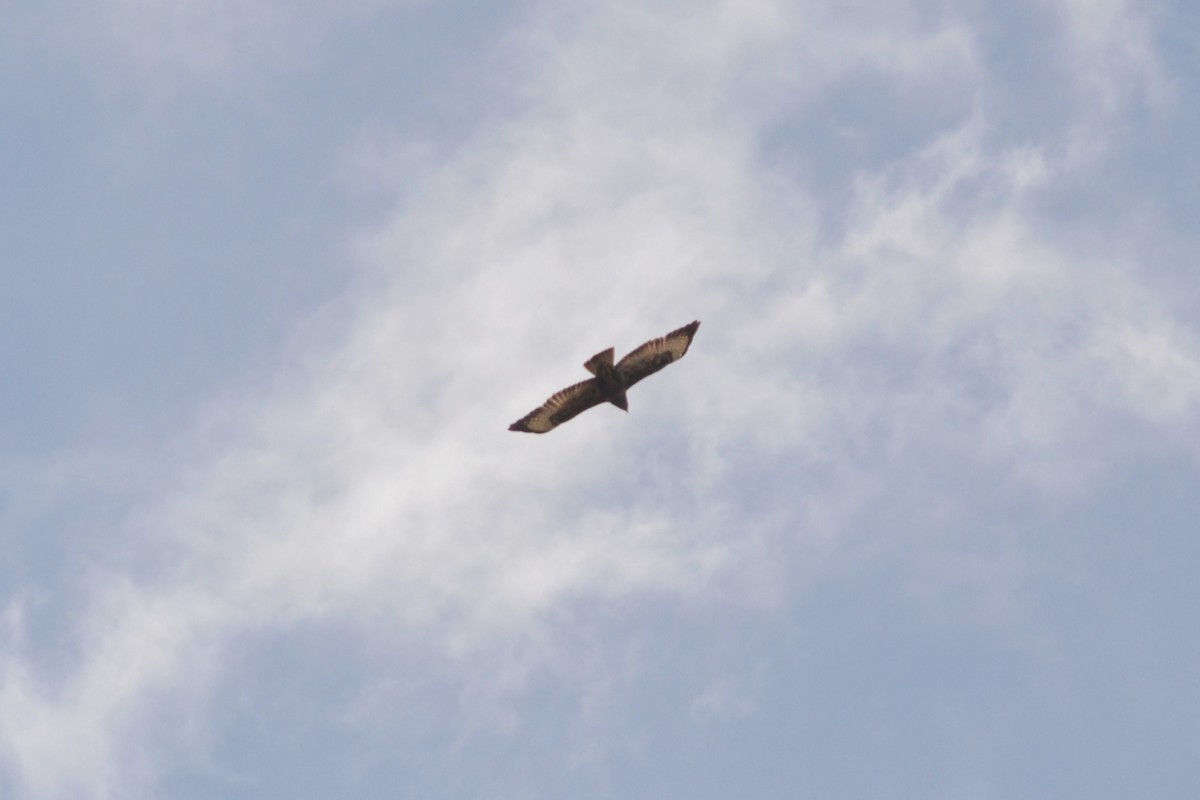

[509,320,700,434]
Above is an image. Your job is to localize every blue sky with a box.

[3,1,1199,797]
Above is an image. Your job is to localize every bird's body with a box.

[509,320,700,433]
[582,346,628,410]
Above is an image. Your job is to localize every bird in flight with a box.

[509,320,701,433]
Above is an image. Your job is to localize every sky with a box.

[2,0,1199,797]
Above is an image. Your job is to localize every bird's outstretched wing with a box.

[615,320,700,388]
[508,378,607,433]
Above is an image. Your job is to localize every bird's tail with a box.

[583,347,614,375]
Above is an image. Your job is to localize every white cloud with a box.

[1051,0,1169,111]
[3,0,1198,796]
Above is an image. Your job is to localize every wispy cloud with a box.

[2,0,1197,796]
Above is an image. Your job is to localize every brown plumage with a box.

[509,321,700,434]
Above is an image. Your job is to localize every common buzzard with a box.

[509,320,701,433]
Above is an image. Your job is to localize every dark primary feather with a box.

[615,320,701,387]
[508,379,606,433]
[509,320,700,434]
